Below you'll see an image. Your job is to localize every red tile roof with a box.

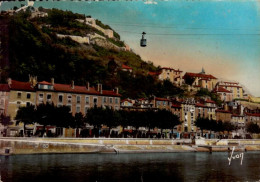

[54,83,99,95]
[223,81,239,84]
[218,84,242,88]
[184,72,217,79]
[121,99,133,103]
[195,103,207,108]
[38,81,52,85]
[155,97,170,101]
[148,71,161,76]
[54,83,121,97]
[205,99,215,104]
[102,90,121,97]
[10,80,35,91]
[0,84,10,91]
[212,86,231,93]
[171,103,181,108]
[232,114,244,117]
[161,67,183,72]
[7,80,121,97]
[199,78,210,81]
[245,112,260,117]
[161,67,175,71]
[216,109,232,113]
[122,64,133,70]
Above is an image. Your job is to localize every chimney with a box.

[115,87,119,94]
[224,103,228,111]
[71,80,74,89]
[7,78,12,88]
[86,82,90,91]
[97,83,102,94]
[51,78,54,85]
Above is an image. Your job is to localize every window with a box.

[17,92,21,99]
[76,106,80,113]
[85,96,89,105]
[76,96,81,104]
[17,101,21,108]
[109,97,113,104]
[93,98,98,106]
[26,102,31,107]
[0,99,4,106]
[85,106,89,114]
[67,95,72,104]
[103,97,107,103]
[27,93,31,99]
[67,105,72,112]
[115,98,119,104]
[47,94,51,100]
[47,94,52,103]
[39,94,43,103]
[58,95,63,103]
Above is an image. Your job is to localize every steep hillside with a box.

[0,8,183,99]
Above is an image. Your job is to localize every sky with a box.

[2,0,260,96]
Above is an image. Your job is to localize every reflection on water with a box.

[1,152,260,182]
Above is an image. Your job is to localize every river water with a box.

[1,152,260,182]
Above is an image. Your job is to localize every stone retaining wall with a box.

[1,138,260,155]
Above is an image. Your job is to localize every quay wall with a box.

[1,138,260,155]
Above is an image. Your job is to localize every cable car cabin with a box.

[140,32,147,47]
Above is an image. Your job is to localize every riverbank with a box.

[1,138,260,155]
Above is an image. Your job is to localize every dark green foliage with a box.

[85,107,180,137]
[96,19,120,40]
[15,104,35,136]
[4,10,158,98]
[15,103,74,136]
[184,75,195,86]
[73,112,85,129]
[113,71,183,99]
[53,105,73,128]
[246,122,260,134]
[196,88,223,106]
[222,121,234,132]
[0,114,12,126]
[47,8,85,27]
[195,117,209,135]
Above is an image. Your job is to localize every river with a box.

[1,152,260,182]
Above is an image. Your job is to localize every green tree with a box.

[117,110,130,138]
[85,107,104,137]
[246,122,260,134]
[34,103,56,137]
[73,112,85,137]
[53,105,73,128]
[156,109,180,138]
[103,107,120,137]
[184,75,195,86]
[15,104,35,137]
[195,117,209,136]
[223,122,234,138]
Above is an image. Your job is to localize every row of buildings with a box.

[149,67,245,102]
[121,96,260,138]
[0,77,121,136]
[1,66,259,138]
